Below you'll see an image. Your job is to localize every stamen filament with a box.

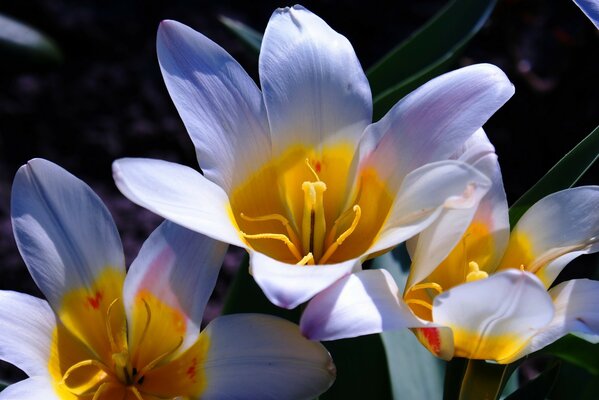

[405,299,433,311]
[128,386,144,400]
[136,337,184,379]
[297,252,315,266]
[132,299,152,367]
[240,212,301,250]
[61,359,111,395]
[241,232,303,261]
[92,382,119,400]
[325,205,359,249]
[319,205,361,264]
[305,158,321,181]
[407,282,443,294]
[105,298,121,353]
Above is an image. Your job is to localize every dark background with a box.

[0,0,597,383]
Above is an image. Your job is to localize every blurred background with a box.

[0,0,597,382]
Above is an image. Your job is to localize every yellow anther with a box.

[241,232,303,261]
[240,212,301,250]
[301,181,327,260]
[407,282,443,295]
[405,299,433,311]
[319,205,361,264]
[305,158,321,181]
[466,261,488,282]
[297,252,315,266]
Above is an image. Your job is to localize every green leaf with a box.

[509,124,599,227]
[0,379,9,392]
[371,246,445,399]
[222,254,393,399]
[504,361,560,400]
[0,13,62,68]
[541,334,599,376]
[449,360,517,400]
[367,0,497,118]
[218,15,262,55]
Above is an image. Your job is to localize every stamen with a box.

[105,298,121,353]
[466,261,488,282]
[92,382,120,400]
[405,299,433,311]
[240,212,301,250]
[319,205,361,264]
[305,158,321,181]
[406,282,443,295]
[136,337,184,379]
[325,205,359,249]
[297,252,315,266]
[61,359,111,395]
[241,232,303,261]
[131,299,152,369]
[128,386,144,400]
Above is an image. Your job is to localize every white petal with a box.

[0,377,59,400]
[0,291,55,378]
[249,250,360,309]
[574,0,599,28]
[259,5,372,155]
[201,314,335,400]
[368,160,491,255]
[300,270,431,341]
[359,64,514,191]
[507,278,599,362]
[112,158,244,247]
[407,132,509,287]
[11,159,125,308]
[433,270,554,362]
[123,221,228,348]
[157,20,271,194]
[502,186,599,287]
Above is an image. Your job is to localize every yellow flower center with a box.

[48,269,208,400]
[229,144,394,265]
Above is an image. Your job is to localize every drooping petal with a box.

[249,250,360,309]
[112,158,244,247]
[359,63,514,192]
[157,20,270,194]
[432,270,554,362]
[0,291,55,378]
[407,131,509,289]
[498,186,599,287]
[0,377,59,400]
[123,221,228,360]
[11,158,125,310]
[574,0,599,28]
[260,5,372,156]
[367,160,491,256]
[301,270,429,339]
[200,314,335,400]
[503,278,599,363]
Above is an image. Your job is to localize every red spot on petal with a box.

[418,327,441,354]
[186,357,197,381]
[87,291,103,309]
[315,161,322,173]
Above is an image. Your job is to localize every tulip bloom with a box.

[300,132,599,363]
[2,159,335,399]
[112,5,514,309]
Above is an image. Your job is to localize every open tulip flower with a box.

[112,5,515,309]
[1,159,335,399]
[300,132,599,364]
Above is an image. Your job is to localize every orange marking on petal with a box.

[315,161,322,173]
[417,327,441,354]
[186,358,197,382]
[87,291,103,310]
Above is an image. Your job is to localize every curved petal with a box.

[368,160,491,256]
[574,0,599,28]
[407,132,509,289]
[249,250,360,309]
[200,314,335,400]
[11,158,125,309]
[112,158,244,247]
[498,186,599,287]
[260,5,372,156]
[157,20,271,194]
[123,221,228,352]
[505,278,599,363]
[301,270,432,341]
[359,63,514,192]
[0,291,55,378]
[0,377,59,400]
[432,270,554,362]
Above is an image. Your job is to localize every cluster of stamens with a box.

[240,159,361,265]
[60,298,183,399]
